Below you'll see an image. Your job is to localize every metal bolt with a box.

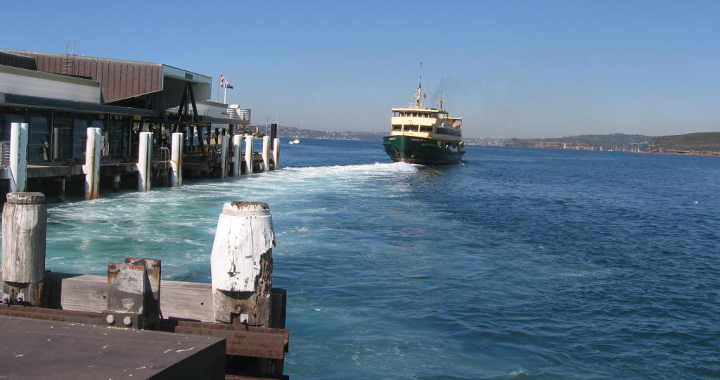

[123,316,132,327]
[106,314,115,325]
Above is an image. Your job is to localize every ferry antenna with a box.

[440,77,445,111]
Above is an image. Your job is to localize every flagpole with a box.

[223,87,227,104]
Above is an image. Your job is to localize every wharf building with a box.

[0,49,275,201]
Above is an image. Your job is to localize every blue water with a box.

[42,139,720,379]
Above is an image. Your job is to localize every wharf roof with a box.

[0,49,212,108]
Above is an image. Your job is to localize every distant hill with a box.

[277,126,385,141]
[504,134,652,151]
[648,132,720,155]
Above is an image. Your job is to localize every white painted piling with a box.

[9,123,28,192]
[170,132,183,187]
[232,134,242,177]
[220,134,229,179]
[210,202,274,325]
[262,136,270,172]
[138,132,153,192]
[272,137,280,170]
[2,192,47,306]
[84,127,102,200]
[244,134,254,174]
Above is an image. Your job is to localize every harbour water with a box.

[42,140,719,379]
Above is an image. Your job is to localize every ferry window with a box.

[392,125,401,131]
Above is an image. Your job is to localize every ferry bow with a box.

[382,75,465,165]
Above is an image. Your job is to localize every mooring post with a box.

[220,134,229,179]
[244,134,254,174]
[9,122,28,193]
[84,127,102,200]
[272,137,280,170]
[262,136,271,172]
[170,132,183,187]
[138,131,152,191]
[1,192,47,306]
[232,134,242,177]
[211,202,274,325]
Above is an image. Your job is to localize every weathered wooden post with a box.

[232,134,242,177]
[9,122,28,192]
[262,136,271,172]
[170,132,183,187]
[211,202,274,326]
[272,137,280,170]
[1,192,47,306]
[220,134,229,179]
[138,131,152,191]
[244,134,254,174]
[84,127,102,200]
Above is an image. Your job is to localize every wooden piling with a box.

[138,131,152,191]
[1,192,47,306]
[220,134,229,179]
[210,202,274,326]
[232,134,242,177]
[170,132,183,187]
[9,122,28,192]
[84,127,102,200]
[272,137,280,170]
[262,136,270,172]
[244,134,254,174]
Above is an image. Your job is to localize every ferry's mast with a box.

[415,62,424,108]
[440,77,445,112]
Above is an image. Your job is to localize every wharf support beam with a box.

[9,122,28,192]
[138,131,152,191]
[244,134,254,174]
[232,134,242,177]
[170,132,183,187]
[273,137,280,170]
[262,136,270,172]
[84,127,101,200]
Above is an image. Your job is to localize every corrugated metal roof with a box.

[0,50,212,107]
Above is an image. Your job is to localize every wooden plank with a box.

[0,315,226,380]
[177,321,289,346]
[175,324,286,360]
[161,278,214,322]
[2,270,215,321]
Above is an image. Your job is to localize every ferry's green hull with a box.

[382,135,465,165]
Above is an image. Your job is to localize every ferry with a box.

[382,76,465,165]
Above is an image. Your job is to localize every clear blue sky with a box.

[3,0,719,138]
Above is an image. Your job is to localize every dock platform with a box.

[0,313,226,380]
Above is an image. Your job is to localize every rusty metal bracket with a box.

[104,258,162,329]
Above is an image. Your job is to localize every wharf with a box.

[0,314,225,380]
[0,197,289,379]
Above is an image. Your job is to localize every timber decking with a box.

[0,314,225,380]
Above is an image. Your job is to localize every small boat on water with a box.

[382,73,465,165]
[289,137,300,145]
